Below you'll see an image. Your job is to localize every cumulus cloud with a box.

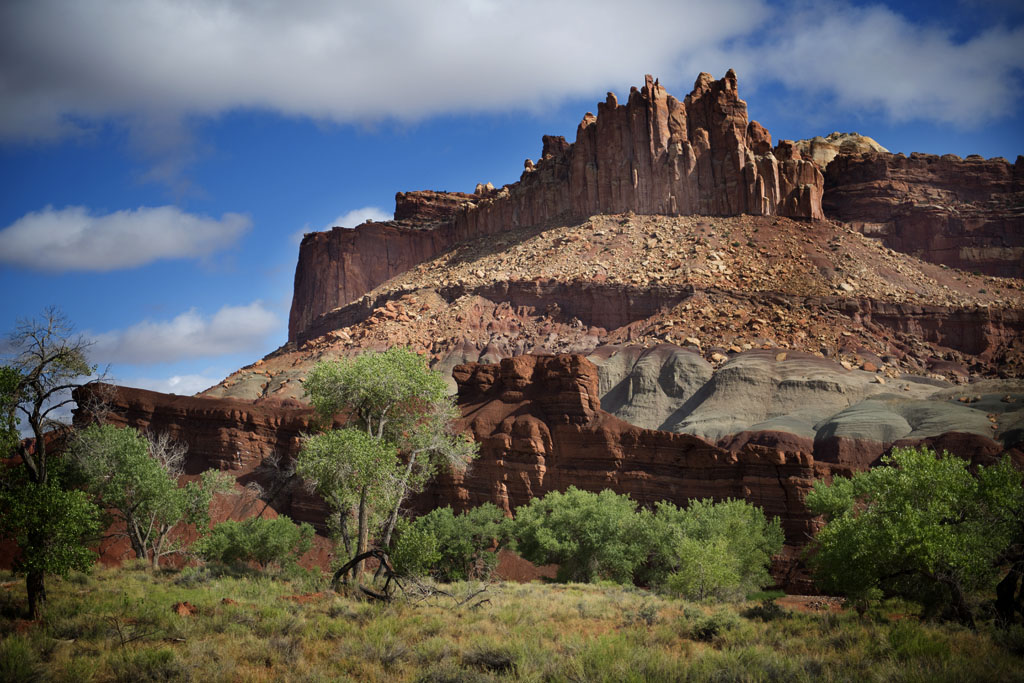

[328,207,393,229]
[0,0,767,141]
[118,374,222,396]
[87,302,280,365]
[1,1,1019,147]
[0,205,251,272]
[710,2,1024,125]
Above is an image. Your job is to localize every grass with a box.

[0,566,1022,682]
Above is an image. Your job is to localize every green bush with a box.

[392,504,507,581]
[509,488,782,594]
[806,446,1023,626]
[0,635,41,683]
[193,516,314,571]
[688,609,743,642]
[512,487,647,583]
[390,523,441,578]
[643,498,784,600]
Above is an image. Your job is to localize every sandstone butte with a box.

[10,71,1023,590]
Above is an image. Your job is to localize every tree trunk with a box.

[26,570,45,620]
[381,453,417,549]
[996,560,1024,626]
[355,487,369,578]
[946,579,977,630]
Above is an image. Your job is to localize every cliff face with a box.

[289,221,455,342]
[823,152,1024,277]
[288,71,826,342]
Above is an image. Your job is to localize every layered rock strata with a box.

[824,152,1024,277]
[288,71,825,342]
[793,132,888,170]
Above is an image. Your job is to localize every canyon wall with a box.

[823,152,1024,277]
[288,71,825,342]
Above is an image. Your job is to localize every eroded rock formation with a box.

[288,71,826,342]
[793,132,888,170]
[824,152,1024,276]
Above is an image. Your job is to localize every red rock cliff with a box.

[823,152,1024,276]
[287,71,825,342]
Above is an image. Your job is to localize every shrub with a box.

[805,446,1023,626]
[390,523,441,578]
[392,504,507,581]
[512,487,647,583]
[642,498,784,600]
[0,635,41,683]
[193,516,314,571]
[688,609,742,642]
[742,598,787,622]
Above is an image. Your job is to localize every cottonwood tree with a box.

[641,498,783,601]
[0,308,106,617]
[806,446,1023,627]
[70,424,232,569]
[297,427,400,580]
[298,347,476,579]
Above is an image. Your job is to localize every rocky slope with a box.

[824,152,1024,277]
[289,71,825,341]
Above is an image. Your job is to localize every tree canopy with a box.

[70,424,232,569]
[1,308,103,617]
[513,487,650,584]
[298,348,476,580]
[806,445,1024,627]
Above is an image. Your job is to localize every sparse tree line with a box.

[1,309,1023,634]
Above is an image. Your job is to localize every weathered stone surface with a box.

[824,152,1024,276]
[587,346,1024,468]
[288,72,826,342]
[289,222,453,341]
[393,190,478,224]
[793,132,888,170]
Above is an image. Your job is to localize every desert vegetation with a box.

[2,563,1023,682]
[2,313,1024,680]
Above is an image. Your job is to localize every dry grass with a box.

[1,565,1022,682]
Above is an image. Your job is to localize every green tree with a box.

[193,516,314,571]
[806,446,1023,627]
[0,366,21,458]
[0,469,100,615]
[70,424,232,569]
[297,427,400,579]
[300,348,476,577]
[642,499,783,600]
[0,308,104,617]
[512,487,648,583]
[392,503,509,581]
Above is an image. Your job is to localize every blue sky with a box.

[1,0,1022,396]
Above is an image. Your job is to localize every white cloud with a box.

[117,374,222,396]
[327,207,393,229]
[709,3,1024,125]
[1,1,1019,148]
[0,0,768,141]
[0,205,251,272]
[87,302,280,365]
[291,206,394,245]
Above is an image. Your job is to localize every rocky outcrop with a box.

[586,345,1024,467]
[793,132,888,170]
[452,71,825,242]
[427,353,1022,588]
[289,222,454,341]
[823,152,1024,276]
[288,72,826,342]
[393,190,478,224]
